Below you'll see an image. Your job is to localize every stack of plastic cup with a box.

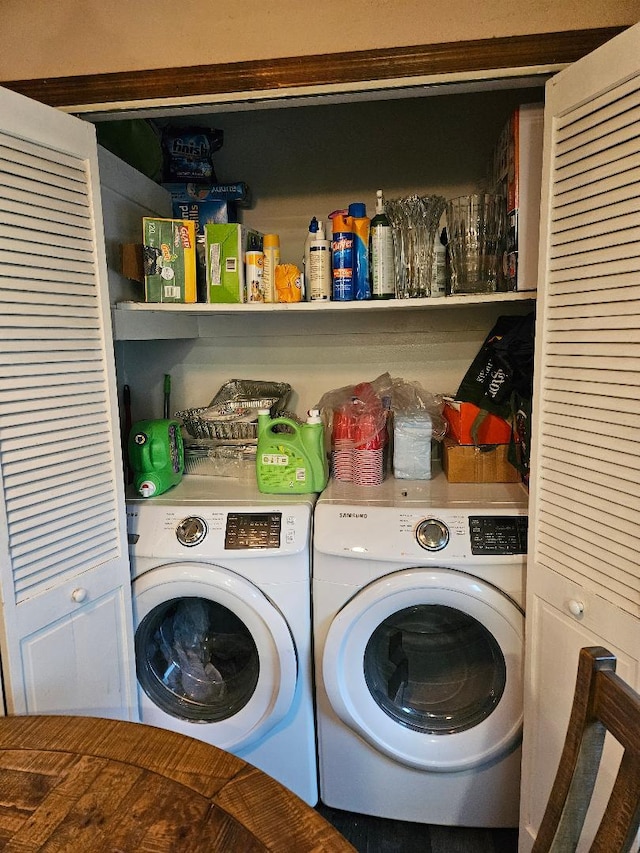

[331,410,355,481]
[353,413,386,486]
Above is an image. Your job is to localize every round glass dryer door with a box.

[364,603,506,735]
[323,567,523,772]
[133,562,298,751]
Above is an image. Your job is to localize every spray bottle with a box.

[306,217,332,301]
[329,211,355,301]
[348,202,371,300]
[256,409,328,494]
[370,189,395,299]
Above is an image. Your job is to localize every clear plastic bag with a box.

[315,373,446,484]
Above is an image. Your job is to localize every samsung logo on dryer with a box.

[339,512,368,519]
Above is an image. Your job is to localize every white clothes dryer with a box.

[313,473,528,827]
[126,476,317,805]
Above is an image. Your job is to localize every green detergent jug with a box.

[128,419,184,497]
[256,409,329,494]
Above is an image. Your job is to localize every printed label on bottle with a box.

[371,227,395,296]
[331,232,354,300]
[309,244,331,300]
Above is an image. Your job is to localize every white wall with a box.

[2,1,640,79]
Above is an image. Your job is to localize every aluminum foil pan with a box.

[176,379,291,440]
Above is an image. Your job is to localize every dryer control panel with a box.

[313,503,528,565]
[468,516,528,555]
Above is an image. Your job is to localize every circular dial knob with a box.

[416,518,449,551]
[176,516,207,547]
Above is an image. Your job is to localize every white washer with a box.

[313,472,528,827]
[126,476,317,805]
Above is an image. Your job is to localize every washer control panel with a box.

[173,512,283,549]
[224,512,282,550]
[127,503,309,559]
[175,516,208,547]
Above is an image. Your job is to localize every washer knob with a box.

[176,516,207,547]
[416,518,449,551]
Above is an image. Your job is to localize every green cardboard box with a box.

[205,224,263,303]
[143,217,196,303]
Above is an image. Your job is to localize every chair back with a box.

[532,646,640,852]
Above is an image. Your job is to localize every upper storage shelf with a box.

[111,291,535,339]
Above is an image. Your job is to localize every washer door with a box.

[134,562,297,751]
[323,567,523,772]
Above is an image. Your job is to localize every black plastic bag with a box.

[455,313,535,421]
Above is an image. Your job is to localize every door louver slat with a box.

[6,477,113,535]
[13,538,119,598]
[0,132,120,605]
[538,517,640,587]
[0,201,93,235]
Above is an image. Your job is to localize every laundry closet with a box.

[2,19,640,851]
[106,88,538,423]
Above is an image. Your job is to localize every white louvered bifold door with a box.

[531,26,640,621]
[0,86,135,718]
[518,26,640,853]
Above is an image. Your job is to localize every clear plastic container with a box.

[393,413,433,479]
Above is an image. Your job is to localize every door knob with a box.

[567,599,584,617]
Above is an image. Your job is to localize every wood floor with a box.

[316,803,519,853]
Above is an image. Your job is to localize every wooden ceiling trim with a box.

[2,27,624,110]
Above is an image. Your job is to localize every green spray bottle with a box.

[256,409,329,494]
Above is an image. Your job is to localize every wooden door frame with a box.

[1,28,624,114]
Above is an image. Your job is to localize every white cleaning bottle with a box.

[307,218,332,301]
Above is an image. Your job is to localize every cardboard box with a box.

[142,218,196,303]
[492,103,544,291]
[163,182,250,205]
[121,243,143,282]
[164,182,250,234]
[171,198,230,234]
[204,224,263,303]
[443,400,512,445]
[442,438,520,483]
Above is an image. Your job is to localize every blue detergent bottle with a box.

[256,409,329,494]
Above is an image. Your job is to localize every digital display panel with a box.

[224,512,282,549]
[469,516,528,555]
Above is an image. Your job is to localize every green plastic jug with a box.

[256,409,328,494]
[128,419,184,497]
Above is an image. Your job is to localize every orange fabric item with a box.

[443,400,512,446]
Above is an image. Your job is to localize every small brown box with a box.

[121,243,144,282]
[442,438,520,483]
